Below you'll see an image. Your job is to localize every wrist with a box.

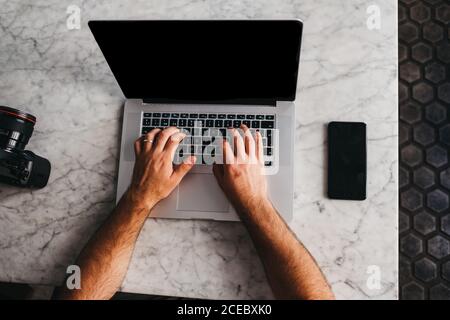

[235,195,272,217]
[125,188,158,212]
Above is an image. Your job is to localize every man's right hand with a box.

[213,125,270,215]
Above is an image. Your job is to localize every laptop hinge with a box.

[142,98,277,106]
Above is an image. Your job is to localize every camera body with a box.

[0,106,51,188]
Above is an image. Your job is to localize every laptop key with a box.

[252,120,260,128]
[199,114,208,118]
[189,113,198,118]
[171,113,179,118]
[233,120,241,128]
[227,114,236,119]
[218,114,226,119]
[162,113,170,118]
[179,119,187,127]
[265,115,274,120]
[224,120,232,127]
[208,114,217,119]
[242,120,251,127]
[256,115,264,120]
[142,127,151,134]
[215,120,223,127]
[152,118,160,126]
[246,115,255,119]
[143,118,151,126]
[144,113,152,117]
[170,119,178,126]
[206,120,214,127]
[237,114,245,119]
[153,113,161,117]
[264,148,273,156]
[261,121,274,129]
[161,119,169,126]
[187,119,195,127]
[181,113,189,118]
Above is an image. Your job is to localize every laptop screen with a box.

[89,20,302,103]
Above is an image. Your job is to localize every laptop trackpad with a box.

[177,173,230,212]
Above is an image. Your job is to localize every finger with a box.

[233,128,246,162]
[255,130,264,164]
[164,132,186,161]
[172,155,196,182]
[134,137,142,156]
[212,164,225,189]
[241,124,255,160]
[154,127,180,152]
[143,128,162,153]
[223,137,234,165]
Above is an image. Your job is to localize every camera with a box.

[0,106,51,188]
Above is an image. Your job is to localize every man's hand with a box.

[129,127,196,211]
[213,125,269,215]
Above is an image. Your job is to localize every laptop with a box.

[89,20,303,221]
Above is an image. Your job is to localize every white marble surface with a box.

[0,0,398,299]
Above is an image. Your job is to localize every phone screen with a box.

[327,122,366,200]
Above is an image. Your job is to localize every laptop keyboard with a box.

[141,112,275,166]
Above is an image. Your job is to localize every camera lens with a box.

[0,106,36,151]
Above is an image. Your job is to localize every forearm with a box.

[55,190,153,300]
[238,199,334,300]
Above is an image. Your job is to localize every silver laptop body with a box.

[89,20,302,222]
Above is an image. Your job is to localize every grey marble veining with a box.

[0,0,398,299]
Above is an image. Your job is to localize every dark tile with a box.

[402,145,423,167]
[400,123,410,145]
[423,21,444,43]
[439,124,450,147]
[399,22,420,44]
[412,42,433,63]
[400,166,410,188]
[424,62,446,84]
[401,234,424,258]
[400,82,409,103]
[427,189,449,213]
[425,102,447,124]
[413,123,435,146]
[399,4,408,23]
[411,3,431,23]
[400,211,410,233]
[442,261,450,282]
[441,168,450,190]
[400,256,412,284]
[400,62,421,83]
[402,282,425,300]
[441,214,450,236]
[402,188,424,211]
[428,235,450,259]
[412,82,434,103]
[399,43,408,63]
[413,167,436,189]
[437,83,450,104]
[400,102,422,124]
[413,211,436,235]
[426,145,447,168]
[437,42,450,64]
[430,284,450,300]
[414,258,437,282]
[435,4,450,24]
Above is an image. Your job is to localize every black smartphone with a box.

[327,121,367,200]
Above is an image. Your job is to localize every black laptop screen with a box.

[89,20,302,103]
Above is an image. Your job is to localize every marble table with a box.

[0,0,398,299]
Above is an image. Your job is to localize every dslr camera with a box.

[0,106,51,188]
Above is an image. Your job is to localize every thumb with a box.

[172,156,196,182]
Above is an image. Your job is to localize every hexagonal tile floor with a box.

[399,0,450,300]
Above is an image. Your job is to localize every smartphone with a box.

[327,121,366,200]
